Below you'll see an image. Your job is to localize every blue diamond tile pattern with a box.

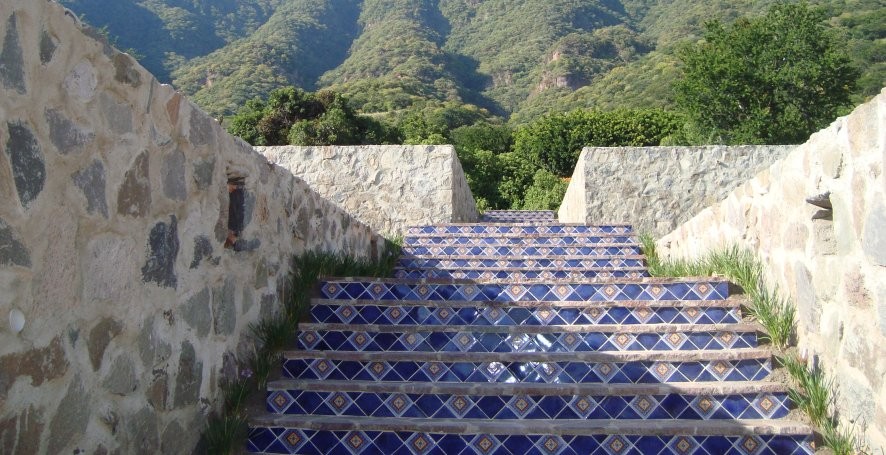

[248,215,814,454]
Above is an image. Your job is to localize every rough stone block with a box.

[117,151,151,217]
[0,406,42,455]
[188,107,213,146]
[192,157,215,191]
[84,235,136,302]
[102,356,138,395]
[63,61,97,101]
[173,341,202,407]
[46,109,95,155]
[137,317,171,368]
[5,121,46,208]
[146,371,168,411]
[88,318,123,371]
[72,160,108,217]
[795,263,818,331]
[161,149,187,201]
[0,336,68,398]
[181,288,211,338]
[212,278,237,335]
[141,215,179,288]
[123,407,158,453]
[47,377,90,454]
[39,31,57,65]
[0,14,26,94]
[113,53,141,88]
[100,93,133,135]
[0,218,30,267]
[862,199,886,266]
[189,235,214,269]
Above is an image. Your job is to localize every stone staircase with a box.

[247,210,814,454]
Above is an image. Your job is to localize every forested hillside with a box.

[63,0,883,121]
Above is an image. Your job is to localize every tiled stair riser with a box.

[268,389,792,420]
[296,330,758,353]
[406,225,633,235]
[310,303,743,326]
[403,236,638,246]
[248,429,813,455]
[401,245,642,256]
[282,358,773,384]
[397,258,647,269]
[319,281,729,303]
[393,269,651,280]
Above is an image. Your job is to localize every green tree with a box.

[521,169,569,211]
[674,2,860,144]
[513,109,683,177]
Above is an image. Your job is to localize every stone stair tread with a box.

[311,297,746,308]
[249,415,813,436]
[299,322,762,334]
[267,379,788,395]
[283,348,771,362]
[409,222,631,227]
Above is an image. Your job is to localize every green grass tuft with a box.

[204,414,248,455]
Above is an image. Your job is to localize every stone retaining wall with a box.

[258,145,478,236]
[659,90,886,452]
[0,1,385,453]
[558,145,794,235]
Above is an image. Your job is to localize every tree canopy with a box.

[674,2,860,144]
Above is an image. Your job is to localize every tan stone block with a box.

[846,97,881,157]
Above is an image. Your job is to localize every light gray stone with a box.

[39,31,56,64]
[84,235,137,302]
[100,94,133,135]
[862,199,886,266]
[47,376,90,455]
[136,317,170,368]
[0,218,30,267]
[242,286,255,315]
[260,293,278,319]
[113,53,141,88]
[161,149,187,201]
[73,160,109,218]
[123,407,158,454]
[254,260,269,289]
[181,288,211,338]
[173,341,202,407]
[160,421,186,454]
[5,122,46,208]
[879,284,886,337]
[102,356,138,395]
[192,158,215,191]
[795,262,818,331]
[212,278,236,335]
[64,61,97,101]
[88,318,123,371]
[189,235,214,269]
[117,152,151,217]
[46,108,95,155]
[0,14,26,94]
[836,373,875,425]
[142,216,179,288]
[188,108,213,146]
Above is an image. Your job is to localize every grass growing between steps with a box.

[204,239,402,454]
[639,234,866,455]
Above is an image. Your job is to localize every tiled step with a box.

[267,380,792,421]
[319,278,730,303]
[403,235,638,247]
[297,323,760,353]
[282,349,773,383]
[248,415,814,454]
[310,298,744,326]
[406,224,633,235]
[396,257,647,269]
[401,245,643,257]
[393,268,649,280]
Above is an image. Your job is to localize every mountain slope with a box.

[62,0,885,121]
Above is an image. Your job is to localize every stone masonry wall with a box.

[258,145,478,236]
[558,145,794,235]
[659,90,886,452]
[0,1,386,453]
